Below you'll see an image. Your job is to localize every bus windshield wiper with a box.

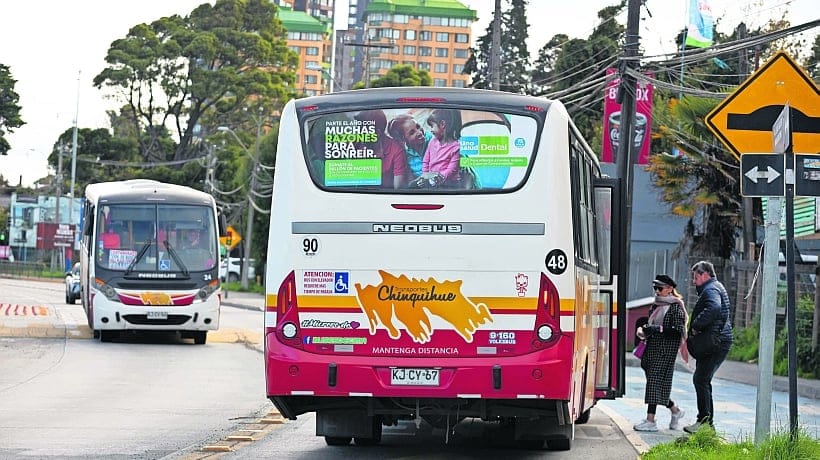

[125,239,153,275]
[162,240,189,277]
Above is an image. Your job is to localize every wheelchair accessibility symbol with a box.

[159,259,171,271]
[334,272,349,294]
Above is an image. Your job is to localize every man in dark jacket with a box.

[684,260,734,433]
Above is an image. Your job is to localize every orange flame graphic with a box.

[354,270,492,343]
[139,292,172,305]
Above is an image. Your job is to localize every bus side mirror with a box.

[218,211,229,238]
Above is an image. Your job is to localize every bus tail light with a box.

[532,273,561,348]
[275,271,303,349]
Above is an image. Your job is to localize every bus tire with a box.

[575,409,591,424]
[193,331,207,345]
[324,436,351,446]
[93,329,100,339]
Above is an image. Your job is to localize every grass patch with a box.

[221,280,265,295]
[641,425,820,459]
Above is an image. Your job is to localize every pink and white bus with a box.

[264,88,624,450]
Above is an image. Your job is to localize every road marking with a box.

[1,304,51,316]
[176,410,286,459]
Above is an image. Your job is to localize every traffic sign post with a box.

[706,52,819,159]
[780,104,800,442]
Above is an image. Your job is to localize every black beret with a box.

[652,274,677,288]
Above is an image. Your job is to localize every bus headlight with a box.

[282,322,298,339]
[93,279,119,302]
[537,324,554,341]
[197,280,219,300]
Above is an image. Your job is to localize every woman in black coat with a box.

[633,274,688,432]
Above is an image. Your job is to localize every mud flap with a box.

[316,410,380,439]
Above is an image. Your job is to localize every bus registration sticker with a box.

[391,368,439,386]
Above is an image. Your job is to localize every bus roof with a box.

[293,87,559,116]
[84,179,215,205]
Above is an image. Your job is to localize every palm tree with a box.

[645,95,742,259]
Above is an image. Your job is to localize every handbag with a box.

[686,328,720,359]
[632,340,646,359]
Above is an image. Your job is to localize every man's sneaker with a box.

[669,409,685,430]
[633,419,658,432]
[683,420,713,434]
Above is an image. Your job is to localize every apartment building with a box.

[335,0,476,90]
[278,6,334,96]
[275,0,336,24]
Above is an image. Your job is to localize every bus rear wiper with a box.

[162,240,189,277]
[125,239,153,275]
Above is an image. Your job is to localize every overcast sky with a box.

[0,0,815,187]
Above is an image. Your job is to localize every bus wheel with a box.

[93,329,100,339]
[99,330,116,342]
[324,436,351,446]
[193,331,207,345]
[576,409,591,424]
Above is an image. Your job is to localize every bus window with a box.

[304,108,537,192]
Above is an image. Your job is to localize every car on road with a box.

[65,262,81,304]
[219,257,255,283]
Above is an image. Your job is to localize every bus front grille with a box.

[122,314,191,326]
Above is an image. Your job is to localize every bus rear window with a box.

[304,107,538,192]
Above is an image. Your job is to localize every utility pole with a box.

[615,0,642,301]
[55,144,64,225]
[68,71,80,269]
[490,0,502,90]
[738,23,757,328]
[241,108,265,290]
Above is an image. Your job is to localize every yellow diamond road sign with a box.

[220,225,241,251]
[706,51,819,159]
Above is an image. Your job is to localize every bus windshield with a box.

[96,203,217,273]
[304,107,538,192]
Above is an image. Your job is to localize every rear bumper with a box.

[265,332,573,418]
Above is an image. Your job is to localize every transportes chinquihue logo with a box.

[354,270,492,344]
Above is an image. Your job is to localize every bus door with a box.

[593,177,624,398]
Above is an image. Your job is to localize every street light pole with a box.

[306,63,341,93]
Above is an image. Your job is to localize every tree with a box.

[804,33,820,79]
[538,3,624,147]
[0,63,24,156]
[93,0,298,163]
[366,64,432,88]
[464,0,531,93]
[530,34,568,95]
[645,96,740,259]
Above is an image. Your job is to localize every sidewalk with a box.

[626,353,820,401]
[598,354,820,453]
